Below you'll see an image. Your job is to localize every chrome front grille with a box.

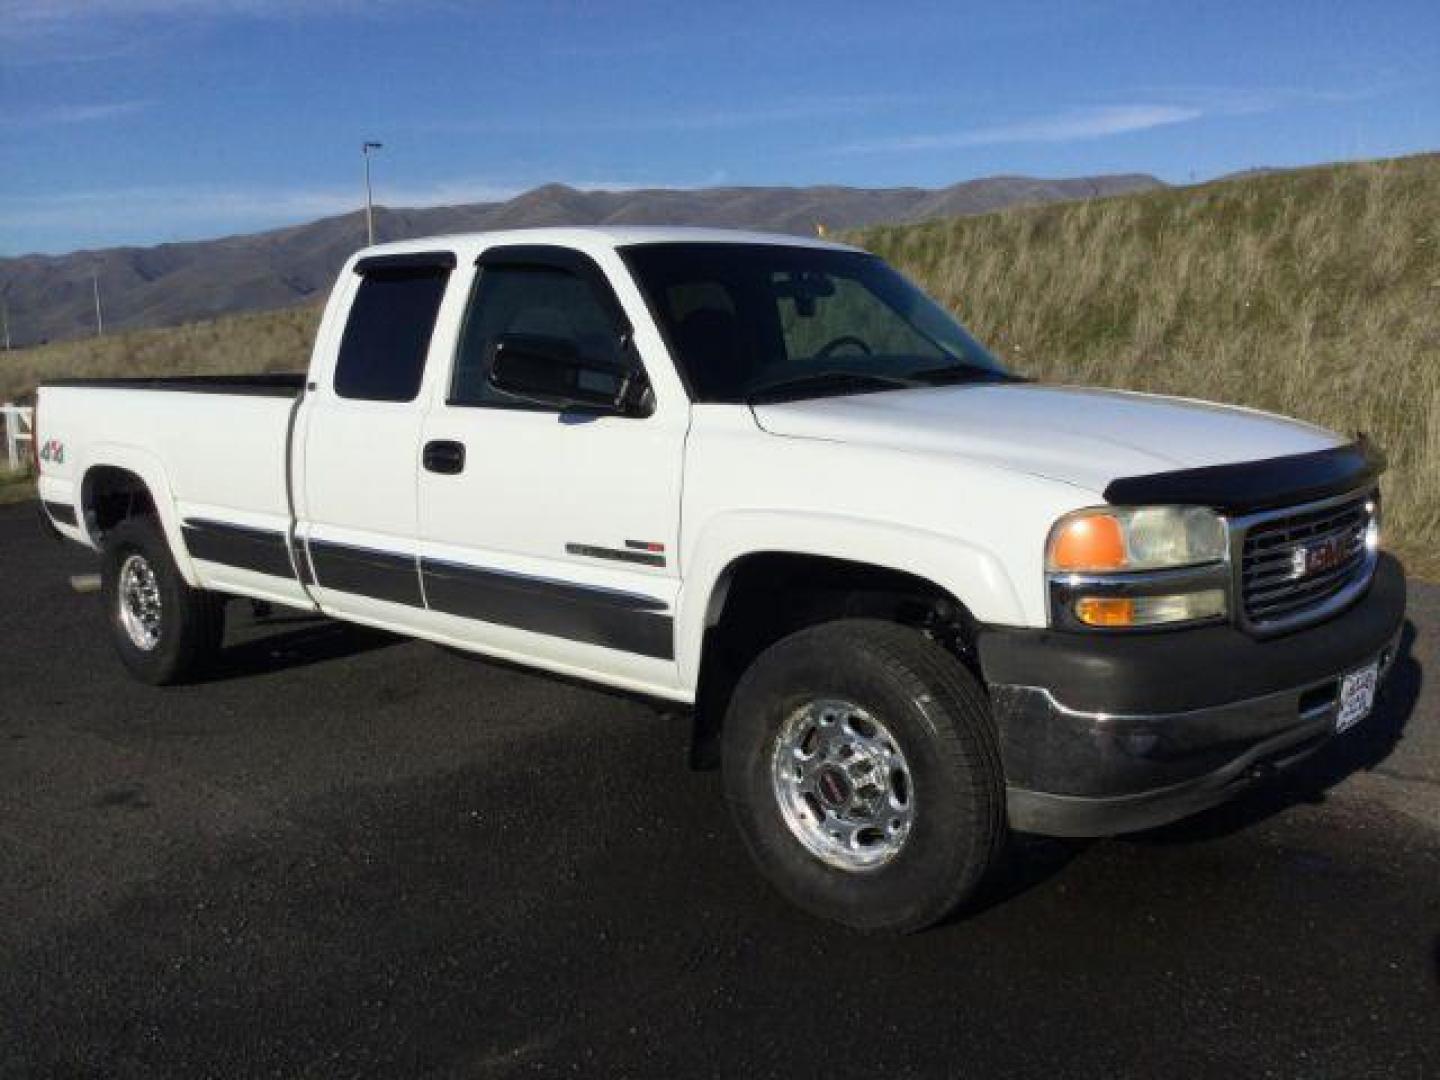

[1237,490,1377,633]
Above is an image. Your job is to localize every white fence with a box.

[2,403,34,472]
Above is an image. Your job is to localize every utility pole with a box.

[93,269,104,337]
[1,298,10,351]
[362,141,383,246]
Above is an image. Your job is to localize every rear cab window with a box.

[334,253,455,402]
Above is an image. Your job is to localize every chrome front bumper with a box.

[980,553,1408,837]
[996,634,1401,836]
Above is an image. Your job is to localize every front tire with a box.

[722,619,1007,933]
[101,516,225,685]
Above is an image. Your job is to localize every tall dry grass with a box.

[852,153,1440,575]
[0,465,34,505]
[3,154,1435,571]
[0,304,321,405]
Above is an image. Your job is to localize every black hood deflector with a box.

[1103,437,1383,513]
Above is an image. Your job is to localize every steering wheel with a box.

[814,334,872,359]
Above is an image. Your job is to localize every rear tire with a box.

[722,619,1007,933]
[101,516,225,685]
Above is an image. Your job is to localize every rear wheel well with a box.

[82,466,157,542]
[690,552,980,768]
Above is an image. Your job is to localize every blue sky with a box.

[2,0,1436,256]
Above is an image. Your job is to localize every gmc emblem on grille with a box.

[1291,536,1344,579]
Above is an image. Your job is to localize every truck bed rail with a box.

[40,373,305,398]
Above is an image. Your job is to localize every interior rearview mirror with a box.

[775,271,836,317]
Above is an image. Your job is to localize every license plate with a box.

[1336,662,1379,734]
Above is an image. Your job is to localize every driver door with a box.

[413,245,688,691]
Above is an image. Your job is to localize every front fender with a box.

[674,509,1026,690]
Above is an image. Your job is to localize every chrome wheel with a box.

[117,553,163,652]
[770,698,914,872]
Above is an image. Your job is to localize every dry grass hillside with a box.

[0,173,1159,347]
[0,304,320,404]
[3,152,1435,572]
[853,153,1440,576]
[0,467,32,506]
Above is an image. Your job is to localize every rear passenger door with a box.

[294,251,456,630]
[413,244,688,691]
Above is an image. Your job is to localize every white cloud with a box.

[0,180,509,232]
[1130,84,1393,113]
[0,0,374,27]
[0,176,672,252]
[0,0,406,56]
[1,101,150,129]
[608,95,912,133]
[840,104,1205,154]
[845,84,1394,156]
[429,95,912,136]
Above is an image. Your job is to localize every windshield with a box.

[620,242,1011,403]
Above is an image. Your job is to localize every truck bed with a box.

[36,374,307,609]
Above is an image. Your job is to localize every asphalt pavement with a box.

[1,503,1437,1078]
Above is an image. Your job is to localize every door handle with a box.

[423,440,466,475]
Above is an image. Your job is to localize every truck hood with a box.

[751,384,1341,494]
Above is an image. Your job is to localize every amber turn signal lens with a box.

[1074,597,1135,627]
[1073,591,1226,628]
[1049,514,1127,572]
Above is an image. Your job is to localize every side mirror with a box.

[487,333,648,415]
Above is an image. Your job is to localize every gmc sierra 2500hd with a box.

[35,227,1406,931]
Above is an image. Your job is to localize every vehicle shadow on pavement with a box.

[1129,618,1425,845]
[201,610,399,681]
[962,833,1093,921]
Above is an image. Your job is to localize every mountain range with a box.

[0,173,1162,347]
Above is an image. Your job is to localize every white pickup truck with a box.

[35,227,1406,931]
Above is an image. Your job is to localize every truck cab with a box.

[34,227,1406,931]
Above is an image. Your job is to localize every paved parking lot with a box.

[2,503,1438,1078]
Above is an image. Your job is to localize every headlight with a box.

[1047,506,1227,572]
[1046,506,1230,630]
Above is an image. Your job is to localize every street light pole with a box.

[92,270,104,337]
[362,141,383,246]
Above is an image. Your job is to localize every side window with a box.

[335,267,450,402]
[450,264,628,408]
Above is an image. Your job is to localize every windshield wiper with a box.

[910,362,1026,385]
[744,370,921,405]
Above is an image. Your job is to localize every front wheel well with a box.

[690,552,981,768]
